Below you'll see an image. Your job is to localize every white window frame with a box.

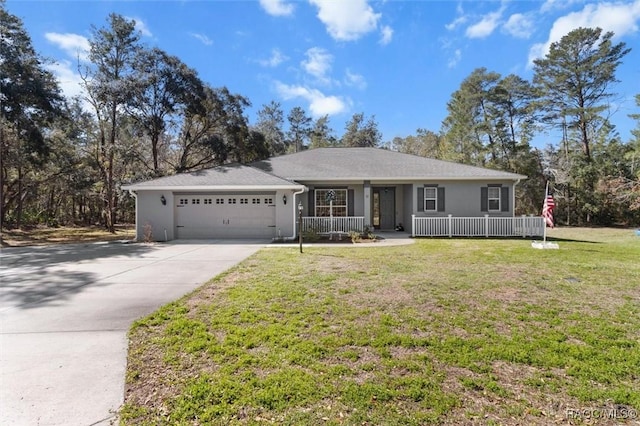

[487,187,501,211]
[424,187,437,212]
[315,189,347,217]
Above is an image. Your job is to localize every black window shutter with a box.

[347,189,354,216]
[308,190,315,216]
[480,187,488,212]
[417,187,424,212]
[501,187,509,212]
[437,187,445,212]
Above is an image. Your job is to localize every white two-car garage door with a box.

[175,193,276,239]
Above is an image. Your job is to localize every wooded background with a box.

[2,6,639,231]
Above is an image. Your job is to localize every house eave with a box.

[287,176,527,183]
[122,184,306,192]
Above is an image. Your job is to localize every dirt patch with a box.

[489,286,523,304]
[1,225,135,247]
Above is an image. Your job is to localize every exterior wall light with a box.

[283,194,287,205]
[160,195,167,205]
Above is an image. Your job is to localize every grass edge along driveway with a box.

[121,228,640,425]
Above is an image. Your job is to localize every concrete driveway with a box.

[0,240,265,426]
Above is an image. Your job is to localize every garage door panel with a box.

[175,194,276,239]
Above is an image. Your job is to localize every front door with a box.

[373,187,395,230]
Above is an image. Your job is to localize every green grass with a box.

[121,228,640,425]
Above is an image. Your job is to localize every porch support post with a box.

[363,180,371,228]
[485,214,489,238]
[411,214,415,237]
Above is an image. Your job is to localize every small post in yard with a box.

[298,201,303,253]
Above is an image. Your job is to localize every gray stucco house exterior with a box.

[123,147,530,241]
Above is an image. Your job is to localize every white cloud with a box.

[465,6,505,39]
[528,0,640,66]
[45,60,85,101]
[540,0,559,13]
[309,0,381,41]
[445,15,468,31]
[503,13,534,39]
[344,69,367,90]
[540,0,582,14]
[45,32,90,61]
[259,0,295,17]
[447,49,462,68]
[301,47,333,83]
[258,48,289,67]
[274,81,349,117]
[379,25,393,45]
[125,16,152,37]
[446,4,468,31]
[190,33,213,46]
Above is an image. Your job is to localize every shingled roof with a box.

[123,163,302,190]
[251,148,526,181]
[124,148,526,190]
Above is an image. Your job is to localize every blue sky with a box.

[7,0,640,147]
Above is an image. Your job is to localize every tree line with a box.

[393,27,639,225]
[0,9,382,231]
[1,5,639,231]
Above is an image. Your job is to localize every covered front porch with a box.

[294,181,544,238]
[299,215,545,238]
[296,183,410,234]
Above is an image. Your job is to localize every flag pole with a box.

[532,181,558,249]
[543,181,549,243]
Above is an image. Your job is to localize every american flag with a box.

[542,193,555,228]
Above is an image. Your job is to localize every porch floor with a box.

[375,231,412,240]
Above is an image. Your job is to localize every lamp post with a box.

[298,201,303,253]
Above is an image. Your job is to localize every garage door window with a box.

[216,198,224,204]
[192,199,200,205]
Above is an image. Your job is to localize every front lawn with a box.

[121,228,640,425]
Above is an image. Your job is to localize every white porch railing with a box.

[412,215,544,238]
[302,216,365,234]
